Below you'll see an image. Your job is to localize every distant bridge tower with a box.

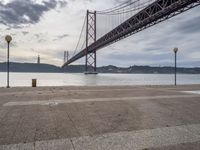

[85,10,97,74]
[64,51,69,63]
[37,55,40,64]
[64,51,66,63]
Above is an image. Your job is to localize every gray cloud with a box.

[0,0,67,27]
[34,33,48,43]
[38,39,46,43]
[35,33,42,38]
[22,31,29,35]
[57,34,69,39]
[53,34,69,41]
[58,0,68,7]
[174,16,200,34]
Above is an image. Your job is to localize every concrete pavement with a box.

[0,85,200,149]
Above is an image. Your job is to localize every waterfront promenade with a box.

[0,85,200,149]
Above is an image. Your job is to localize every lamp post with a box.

[5,35,12,88]
[173,47,178,86]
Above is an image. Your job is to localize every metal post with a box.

[7,42,10,88]
[173,48,178,86]
[175,52,177,86]
[85,10,89,73]
[94,11,97,72]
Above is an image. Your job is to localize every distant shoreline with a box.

[0,84,200,89]
[0,72,200,75]
[0,62,200,74]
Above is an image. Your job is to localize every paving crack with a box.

[70,139,76,150]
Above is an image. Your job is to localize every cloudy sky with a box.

[0,0,200,67]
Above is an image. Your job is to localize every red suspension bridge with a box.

[62,0,200,73]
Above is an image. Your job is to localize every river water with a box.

[0,73,199,87]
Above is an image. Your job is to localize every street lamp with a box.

[173,47,178,86]
[5,35,12,88]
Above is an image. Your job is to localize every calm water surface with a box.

[0,73,199,87]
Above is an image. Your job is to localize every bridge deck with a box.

[63,0,200,67]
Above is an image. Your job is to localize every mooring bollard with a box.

[32,79,37,87]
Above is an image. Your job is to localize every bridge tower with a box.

[85,10,97,74]
[64,51,69,63]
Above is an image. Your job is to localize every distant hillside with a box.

[0,62,61,73]
[97,65,200,74]
[62,65,86,73]
[63,65,200,74]
[0,62,200,74]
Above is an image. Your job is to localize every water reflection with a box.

[0,73,199,87]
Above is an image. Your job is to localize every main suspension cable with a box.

[97,0,133,13]
[73,15,87,57]
[97,0,139,14]
[97,0,154,15]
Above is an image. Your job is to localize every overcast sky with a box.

[0,0,200,67]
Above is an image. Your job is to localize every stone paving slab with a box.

[3,94,200,107]
[1,123,200,150]
[0,85,200,149]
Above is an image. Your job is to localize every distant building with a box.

[37,55,40,64]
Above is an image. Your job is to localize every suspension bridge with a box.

[62,0,200,73]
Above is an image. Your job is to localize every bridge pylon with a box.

[85,10,97,74]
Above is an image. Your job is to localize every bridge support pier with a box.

[85,10,98,74]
